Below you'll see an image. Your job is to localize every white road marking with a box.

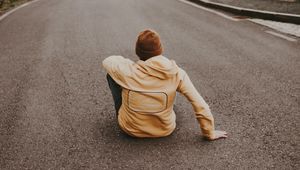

[250,19,300,38]
[178,0,240,21]
[0,0,41,22]
[266,30,297,42]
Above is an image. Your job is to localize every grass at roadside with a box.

[0,0,32,15]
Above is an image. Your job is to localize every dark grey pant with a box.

[106,74,122,116]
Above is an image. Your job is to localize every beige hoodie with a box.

[103,55,214,138]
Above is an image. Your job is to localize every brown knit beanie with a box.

[135,29,163,61]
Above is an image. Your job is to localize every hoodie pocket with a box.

[128,90,168,113]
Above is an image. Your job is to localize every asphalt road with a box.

[0,0,299,169]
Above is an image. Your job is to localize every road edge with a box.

[188,0,300,24]
[0,0,40,22]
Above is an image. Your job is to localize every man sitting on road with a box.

[103,29,227,140]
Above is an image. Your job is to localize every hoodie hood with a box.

[136,55,179,79]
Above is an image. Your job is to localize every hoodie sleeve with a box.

[177,70,215,139]
[102,55,134,88]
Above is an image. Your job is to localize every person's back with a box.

[103,29,227,140]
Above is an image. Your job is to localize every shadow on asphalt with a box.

[92,105,211,146]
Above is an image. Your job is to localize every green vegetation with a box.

[0,0,31,14]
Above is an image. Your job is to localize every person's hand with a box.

[206,130,228,141]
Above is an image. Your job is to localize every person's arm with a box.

[102,55,134,88]
[177,70,227,140]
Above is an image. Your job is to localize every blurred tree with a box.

[0,0,4,8]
